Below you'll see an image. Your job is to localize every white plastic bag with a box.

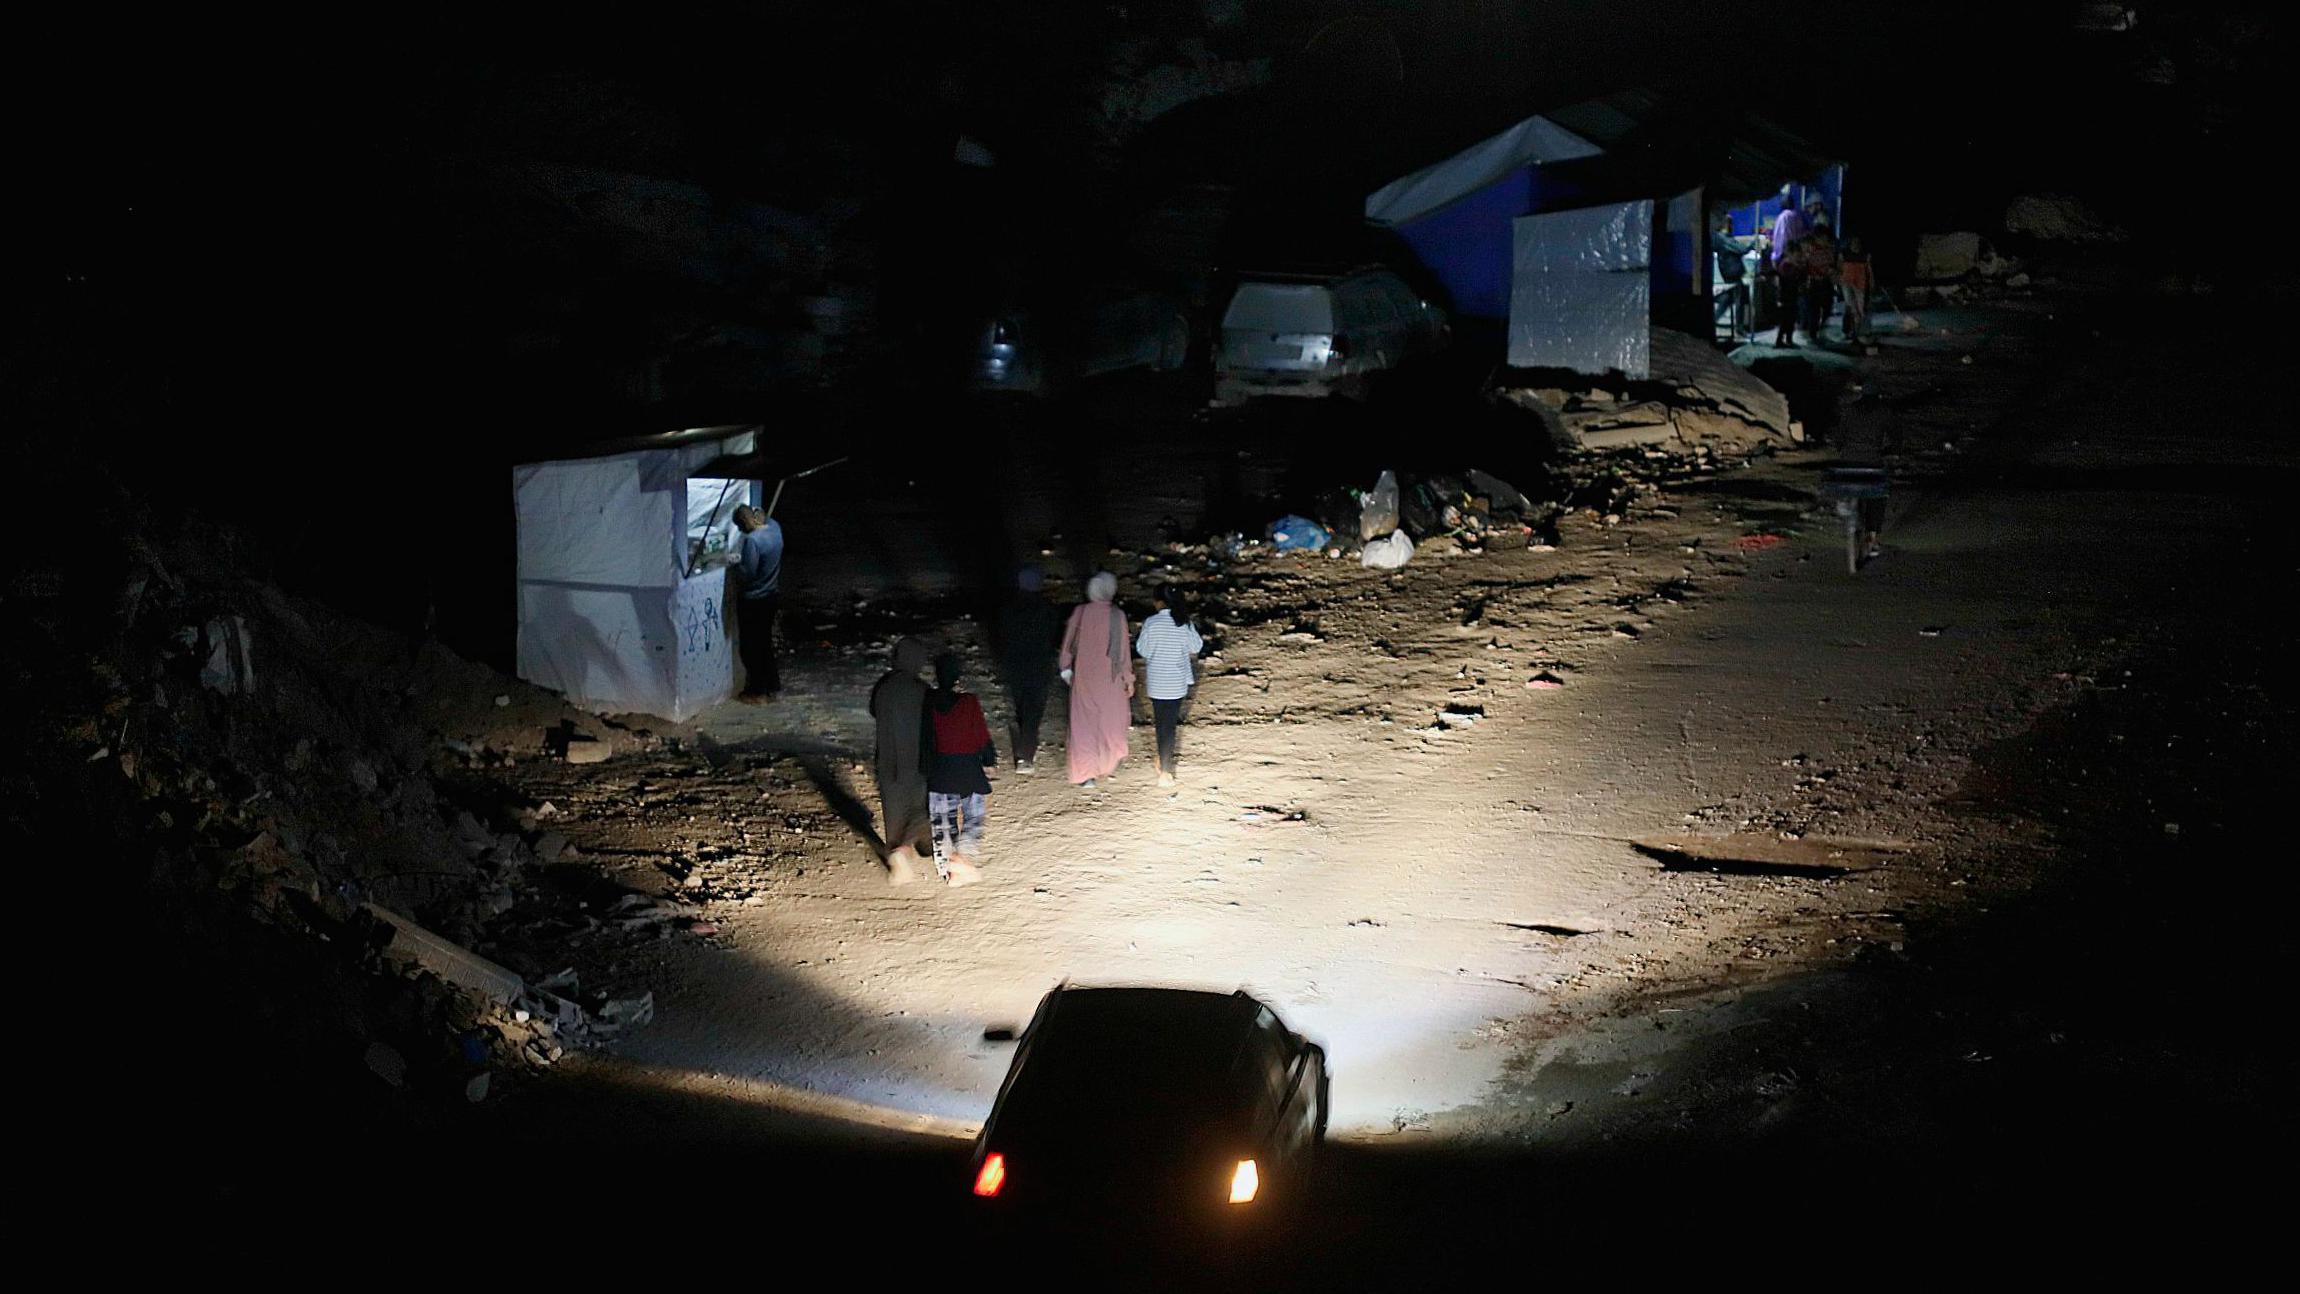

[1360,530,1415,569]
[1358,469,1400,541]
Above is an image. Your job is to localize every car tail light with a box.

[1228,1158,1258,1204]
[1327,335,1349,363]
[973,1152,1006,1198]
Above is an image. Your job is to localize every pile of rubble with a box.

[1494,327,1795,455]
[7,513,676,1114]
[1906,193,2129,304]
[1905,231,2036,303]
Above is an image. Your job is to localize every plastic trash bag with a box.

[1359,469,1400,541]
[1360,530,1415,569]
[1266,515,1331,551]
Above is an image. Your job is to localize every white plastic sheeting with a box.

[1508,200,1653,378]
[1363,114,1602,226]
[514,430,758,722]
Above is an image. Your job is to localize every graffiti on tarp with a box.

[679,596,721,658]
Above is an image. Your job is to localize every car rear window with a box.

[997,993,1260,1146]
[1222,283,1334,335]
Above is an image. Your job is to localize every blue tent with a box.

[1366,89,1843,377]
[1363,113,1604,320]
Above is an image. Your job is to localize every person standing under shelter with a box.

[730,505,783,700]
[922,652,993,887]
[1134,584,1204,791]
[870,637,936,884]
[1768,190,1810,347]
[992,565,1060,775]
[1058,571,1133,789]
[1838,235,1873,343]
[1798,218,1841,344]
[1711,212,1758,341]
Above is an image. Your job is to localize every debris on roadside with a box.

[1265,515,1330,552]
[1493,328,1793,455]
[1358,470,1401,541]
[1239,804,1309,825]
[1361,531,1415,569]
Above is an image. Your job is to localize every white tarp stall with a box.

[1363,113,1602,227]
[1509,199,1653,377]
[514,426,762,722]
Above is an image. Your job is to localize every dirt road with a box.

[479,291,2287,1264]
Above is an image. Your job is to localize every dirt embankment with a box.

[5,505,734,1196]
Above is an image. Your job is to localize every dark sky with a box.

[17,2,2283,453]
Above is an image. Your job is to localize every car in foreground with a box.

[1212,265,1447,405]
[969,986,1328,1233]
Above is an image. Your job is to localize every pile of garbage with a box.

[1236,467,1561,572]
[7,512,666,1115]
[1346,466,1565,569]
[1210,442,1741,575]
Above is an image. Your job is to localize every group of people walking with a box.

[869,568,1206,887]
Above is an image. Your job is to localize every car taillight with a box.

[1327,336,1349,362]
[1228,1158,1258,1204]
[973,1152,1006,1198]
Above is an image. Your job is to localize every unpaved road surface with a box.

[483,292,2289,1267]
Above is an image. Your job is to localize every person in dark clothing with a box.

[730,505,784,699]
[1799,218,1840,343]
[870,637,936,884]
[991,565,1061,774]
[922,652,994,887]
[1711,213,1757,340]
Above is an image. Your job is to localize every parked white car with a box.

[1213,266,1447,405]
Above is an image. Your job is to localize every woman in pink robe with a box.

[1058,571,1134,787]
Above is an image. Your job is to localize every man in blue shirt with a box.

[731,505,783,699]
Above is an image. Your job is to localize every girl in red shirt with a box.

[923,652,996,886]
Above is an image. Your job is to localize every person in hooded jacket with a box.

[921,651,993,886]
[870,637,936,884]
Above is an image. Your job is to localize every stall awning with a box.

[691,451,780,479]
